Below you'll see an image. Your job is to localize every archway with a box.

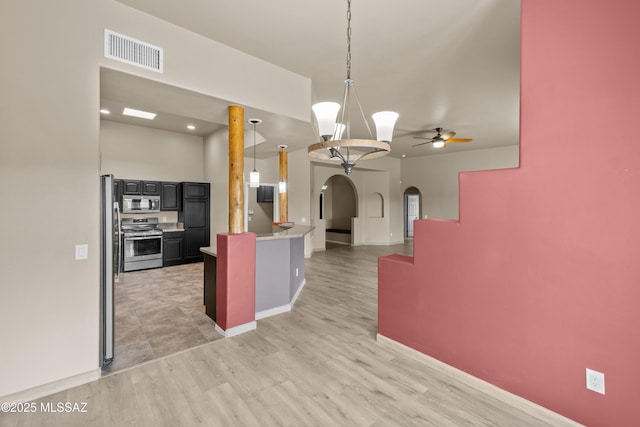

[321,174,357,247]
[403,187,422,238]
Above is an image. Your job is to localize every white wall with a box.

[0,0,311,400]
[203,129,229,238]
[401,146,520,220]
[100,121,205,182]
[0,0,103,399]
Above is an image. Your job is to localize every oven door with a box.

[123,235,163,262]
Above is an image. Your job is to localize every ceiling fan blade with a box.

[446,138,473,143]
[441,131,456,140]
[412,141,433,147]
[412,136,434,140]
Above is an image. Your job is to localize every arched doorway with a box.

[403,187,422,238]
[321,175,357,248]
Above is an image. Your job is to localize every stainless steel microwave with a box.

[121,195,161,213]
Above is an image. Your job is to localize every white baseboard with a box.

[256,304,291,320]
[376,334,582,427]
[290,278,306,306]
[0,368,101,404]
[255,279,306,320]
[215,321,257,338]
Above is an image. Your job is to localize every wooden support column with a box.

[278,146,288,223]
[228,105,244,233]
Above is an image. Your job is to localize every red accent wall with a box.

[378,1,640,425]
[216,233,256,330]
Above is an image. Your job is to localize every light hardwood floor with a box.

[1,243,579,426]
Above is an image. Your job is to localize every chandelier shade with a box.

[312,102,341,141]
[372,111,399,143]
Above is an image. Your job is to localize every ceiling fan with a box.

[412,128,473,148]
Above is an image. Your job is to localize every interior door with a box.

[406,194,419,237]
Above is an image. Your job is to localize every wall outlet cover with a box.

[75,244,89,260]
[586,368,605,395]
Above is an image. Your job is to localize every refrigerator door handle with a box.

[115,201,122,283]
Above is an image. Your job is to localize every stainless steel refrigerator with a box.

[100,174,121,367]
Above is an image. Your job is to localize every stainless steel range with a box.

[121,217,163,272]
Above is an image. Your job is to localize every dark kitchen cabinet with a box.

[142,181,160,196]
[122,179,142,195]
[163,231,184,266]
[183,182,208,199]
[183,228,208,261]
[121,179,160,196]
[161,182,180,211]
[179,182,210,264]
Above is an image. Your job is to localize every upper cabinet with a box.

[121,179,160,196]
[161,182,180,211]
[115,179,208,215]
[122,179,142,195]
[142,181,160,196]
[183,182,209,199]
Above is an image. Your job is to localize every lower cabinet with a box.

[163,231,184,267]
[183,228,208,263]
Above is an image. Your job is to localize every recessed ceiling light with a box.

[100,109,110,115]
[402,154,406,158]
[122,107,156,120]
[187,124,196,130]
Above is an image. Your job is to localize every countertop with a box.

[200,225,314,257]
[255,224,314,241]
[200,246,217,257]
[158,222,185,232]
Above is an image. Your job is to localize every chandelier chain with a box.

[346,0,352,81]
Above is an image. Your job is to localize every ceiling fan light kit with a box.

[308,0,398,175]
[412,127,473,149]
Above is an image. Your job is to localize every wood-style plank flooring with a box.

[1,243,579,426]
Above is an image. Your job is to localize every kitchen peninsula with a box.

[200,224,314,335]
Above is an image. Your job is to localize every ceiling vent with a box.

[104,29,163,73]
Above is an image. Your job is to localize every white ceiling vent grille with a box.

[104,29,163,73]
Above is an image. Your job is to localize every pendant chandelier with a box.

[308,0,398,175]
[248,118,261,188]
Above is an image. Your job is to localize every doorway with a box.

[404,187,422,238]
[322,175,357,247]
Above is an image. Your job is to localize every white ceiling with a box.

[102,0,521,159]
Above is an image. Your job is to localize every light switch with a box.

[75,244,88,260]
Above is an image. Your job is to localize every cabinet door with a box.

[163,233,184,266]
[183,228,208,262]
[122,180,142,195]
[183,182,209,199]
[142,181,160,196]
[161,182,180,211]
[183,199,208,228]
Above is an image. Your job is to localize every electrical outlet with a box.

[586,368,605,395]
